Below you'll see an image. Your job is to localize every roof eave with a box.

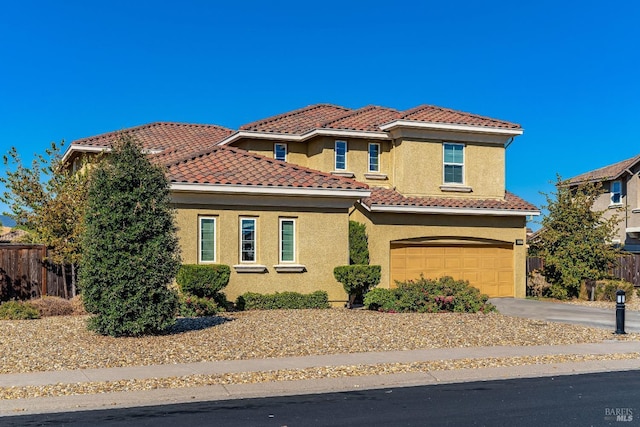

[362,203,539,217]
[217,129,390,146]
[61,145,109,164]
[171,182,371,199]
[378,120,523,136]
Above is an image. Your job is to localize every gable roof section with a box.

[167,146,369,191]
[567,155,640,185]
[400,105,521,130]
[361,188,539,216]
[219,103,523,146]
[239,104,352,134]
[322,106,401,131]
[64,122,234,164]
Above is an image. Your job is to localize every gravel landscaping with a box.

[1,309,639,375]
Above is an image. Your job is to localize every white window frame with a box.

[611,180,622,205]
[443,143,465,185]
[279,218,296,263]
[335,140,347,171]
[198,216,217,263]
[239,217,257,263]
[274,143,287,162]
[368,143,380,173]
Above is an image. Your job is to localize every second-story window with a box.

[368,143,380,172]
[443,143,464,184]
[335,140,347,170]
[274,143,287,162]
[611,181,622,205]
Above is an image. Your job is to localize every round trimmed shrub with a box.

[176,264,230,298]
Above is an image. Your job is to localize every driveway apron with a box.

[489,298,640,333]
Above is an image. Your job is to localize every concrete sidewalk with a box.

[1,341,639,417]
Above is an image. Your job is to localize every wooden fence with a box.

[528,255,640,287]
[0,244,70,301]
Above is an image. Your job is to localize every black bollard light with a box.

[615,289,626,335]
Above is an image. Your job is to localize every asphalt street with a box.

[5,370,639,427]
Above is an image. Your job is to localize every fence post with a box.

[41,245,47,297]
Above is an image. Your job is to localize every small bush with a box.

[548,284,569,300]
[527,271,551,298]
[0,301,40,320]
[592,280,635,302]
[364,276,495,313]
[333,265,381,307]
[363,288,397,312]
[176,264,230,298]
[179,294,219,317]
[236,291,330,310]
[29,297,74,317]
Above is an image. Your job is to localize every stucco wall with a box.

[174,203,350,304]
[350,206,528,298]
[393,138,505,199]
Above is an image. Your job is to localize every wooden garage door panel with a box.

[390,245,514,297]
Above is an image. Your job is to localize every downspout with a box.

[505,137,515,149]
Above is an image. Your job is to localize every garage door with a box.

[390,244,514,297]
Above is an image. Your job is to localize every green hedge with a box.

[333,265,381,296]
[176,264,230,298]
[236,291,330,310]
[364,276,495,313]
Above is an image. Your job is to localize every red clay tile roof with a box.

[567,155,640,184]
[322,106,401,131]
[400,105,521,129]
[362,188,538,212]
[71,122,234,164]
[236,103,520,136]
[167,146,369,190]
[239,104,351,134]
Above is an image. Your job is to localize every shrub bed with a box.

[178,294,220,317]
[364,276,495,313]
[580,279,635,302]
[0,301,40,320]
[236,290,330,310]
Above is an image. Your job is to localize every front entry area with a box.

[390,243,514,297]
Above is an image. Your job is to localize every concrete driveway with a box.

[489,298,640,333]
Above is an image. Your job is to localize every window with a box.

[199,217,216,263]
[611,181,622,205]
[368,143,380,172]
[274,143,287,162]
[240,218,256,262]
[279,219,295,263]
[443,143,464,184]
[335,140,347,170]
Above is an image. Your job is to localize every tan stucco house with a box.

[63,103,539,304]
[567,155,640,253]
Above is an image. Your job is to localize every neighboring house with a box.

[63,104,539,303]
[567,155,640,252]
[0,228,28,244]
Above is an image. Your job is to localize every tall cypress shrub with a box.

[80,135,180,336]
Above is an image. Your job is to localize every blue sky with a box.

[1,1,639,229]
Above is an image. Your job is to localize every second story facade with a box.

[218,104,521,201]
